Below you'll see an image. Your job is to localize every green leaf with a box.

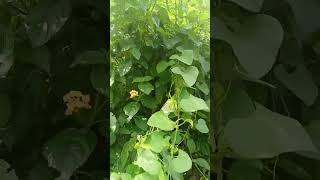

[0,94,11,128]
[111,172,132,180]
[169,50,194,65]
[229,0,264,12]
[133,76,154,83]
[26,0,71,47]
[278,158,312,180]
[123,102,141,121]
[90,66,108,95]
[171,66,199,87]
[179,89,209,112]
[225,102,317,158]
[171,149,192,173]
[193,158,210,170]
[274,64,318,106]
[195,119,209,133]
[213,15,283,79]
[134,149,162,175]
[187,138,196,153]
[156,60,174,73]
[228,160,262,180]
[133,172,158,180]
[71,50,107,67]
[138,82,154,95]
[0,159,18,180]
[118,59,132,76]
[42,129,97,180]
[145,131,170,153]
[196,82,209,95]
[147,111,176,131]
[110,112,117,133]
[161,98,177,114]
[131,48,141,60]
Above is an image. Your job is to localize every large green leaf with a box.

[134,149,162,175]
[26,0,71,47]
[229,0,264,12]
[138,82,154,95]
[147,111,176,131]
[212,15,283,79]
[192,158,210,170]
[169,50,194,65]
[0,93,11,128]
[171,66,199,87]
[145,131,170,153]
[171,149,192,173]
[42,128,97,180]
[274,64,318,106]
[225,102,317,158]
[179,89,209,112]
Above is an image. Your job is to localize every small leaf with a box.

[133,76,154,83]
[187,138,196,153]
[171,66,199,87]
[118,59,132,76]
[110,112,117,133]
[156,60,174,73]
[135,149,162,175]
[179,89,209,112]
[147,111,176,131]
[131,48,141,60]
[138,82,154,95]
[123,102,140,121]
[171,149,192,173]
[170,50,193,65]
[195,119,209,133]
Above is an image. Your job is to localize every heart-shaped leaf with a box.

[195,119,209,133]
[135,149,162,175]
[212,15,283,79]
[171,66,199,87]
[169,50,193,65]
[42,128,97,180]
[179,89,209,112]
[171,149,192,173]
[147,111,176,131]
[225,102,317,158]
[123,102,141,121]
[274,64,318,106]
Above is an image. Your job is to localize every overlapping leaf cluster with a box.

[212,0,320,179]
[0,0,107,179]
[110,0,210,179]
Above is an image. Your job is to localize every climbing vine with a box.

[110,0,210,179]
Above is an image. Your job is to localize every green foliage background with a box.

[212,0,320,180]
[110,0,210,179]
[0,0,108,179]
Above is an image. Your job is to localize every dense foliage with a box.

[212,0,320,180]
[0,0,107,179]
[110,0,210,179]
